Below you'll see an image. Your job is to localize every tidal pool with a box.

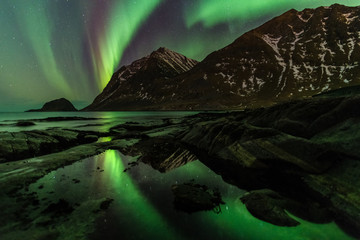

[25,150,354,240]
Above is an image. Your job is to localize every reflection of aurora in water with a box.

[92,151,354,240]
[93,150,178,239]
[29,150,355,240]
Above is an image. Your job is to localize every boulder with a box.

[241,189,332,227]
[16,121,35,127]
[241,189,300,226]
[0,129,99,163]
[172,182,224,213]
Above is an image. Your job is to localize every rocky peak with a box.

[84,47,198,111]
[146,47,198,75]
[113,47,198,83]
[153,47,171,54]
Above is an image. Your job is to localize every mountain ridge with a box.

[168,3,360,109]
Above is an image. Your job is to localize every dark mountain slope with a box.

[84,47,198,111]
[169,4,360,109]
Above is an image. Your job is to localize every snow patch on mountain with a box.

[262,34,282,55]
[343,13,358,24]
[298,12,313,22]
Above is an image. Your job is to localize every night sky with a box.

[1,0,359,111]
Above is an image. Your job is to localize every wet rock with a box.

[72,179,80,184]
[303,158,360,238]
[180,94,360,235]
[184,123,335,173]
[38,116,96,121]
[16,121,35,127]
[0,139,133,195]
[110,121,171,132]
[128,137,196,172]
[172,182,224,213]
[0,129,100,163]
[113,132,149,140]
[128,161,138,167]
[123,161,139,172]
[92,198,114,214]
[307,97,360,136]
[159,148,197,172]
[84,135,99,143]
[124,121,139,124]
[312,118,360,158]
[76,123,105,128]
[19,116,100,122]
[241,189,300,226]
[99,198,114,210]
[31,199,40,206]
[273,118,307,137]
[42,199,74,216]
[240,189,331,227]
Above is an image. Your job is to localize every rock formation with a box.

[27,98,77,112]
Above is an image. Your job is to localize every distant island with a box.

[27,98,78,112]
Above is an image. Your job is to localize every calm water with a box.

[0,111,197,132]
[27,150,353,240]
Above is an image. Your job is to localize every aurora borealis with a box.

[1,0,359,111]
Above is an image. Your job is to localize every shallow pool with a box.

[26,150,354,240]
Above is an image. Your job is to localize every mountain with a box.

[314,84,360,98]
[86,4,360,110]
[84,47,198,111]
[168,4,360,109]
[27,98,77,112]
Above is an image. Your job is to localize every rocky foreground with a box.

[0,88,360,238]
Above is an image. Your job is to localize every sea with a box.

[0,111,197,132]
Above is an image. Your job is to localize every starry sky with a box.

[1,0,359,111]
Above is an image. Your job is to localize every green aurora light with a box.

[0,0,359,111]
[12,1,73,97]
[85,0,163,90]
[185,0,360,28]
